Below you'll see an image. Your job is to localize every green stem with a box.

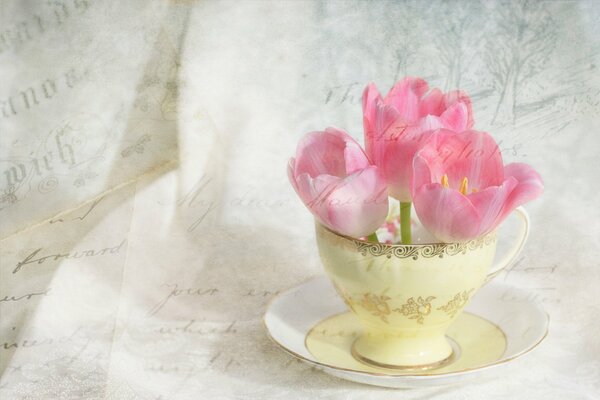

[400,201,412,245]
[367,232,379,243]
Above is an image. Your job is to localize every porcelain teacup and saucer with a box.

[264,208,549,388]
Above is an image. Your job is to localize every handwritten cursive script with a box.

[13,239,126,274]
[147,284,219,316]
[0,288,51,303]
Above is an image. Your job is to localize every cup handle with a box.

[484,207,530,285]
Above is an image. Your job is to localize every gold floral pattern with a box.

[337,288,475,325]
[393,296,436,324]
[359,293,392,323]
[437,289,474,318]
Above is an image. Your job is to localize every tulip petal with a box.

[440,102,469,132]
[362,83,383,127]
[294,128,369,178]
[419,115,447,132]
[441,131,504,189]
[294,132,345,178]
[292,172,318,205]
[467,177,518,235]
[293,172,342,228]
[412,129,461,188]
[380,126,433,201]
[287,157,300,194]
[443,90,474,128]
[326,166,389,237]
[321,127,370,175]
[363,84,400,152]
[363,93,402,164]
[364,106,404,182]
[412,153,435,193]
[368,102,402,142]
[495,163,544,224]
[419,88,445,117]
[413,184,480,242]
[385,77,429,123]
[344,144,370,175]
[311,174,343,200]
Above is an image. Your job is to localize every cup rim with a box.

[317,222,496,248]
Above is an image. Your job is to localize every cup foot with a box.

[351,335,459,371]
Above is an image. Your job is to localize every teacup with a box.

[315,207,529,370]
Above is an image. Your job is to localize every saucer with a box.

[263,277,548,388]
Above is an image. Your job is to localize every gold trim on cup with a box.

[317,223,497,260]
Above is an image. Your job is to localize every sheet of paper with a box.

[0,184,136,397]
[0,0,185,238]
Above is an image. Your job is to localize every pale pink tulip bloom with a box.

[362,77,474,201]
[412,129,543,242]
[288,127,389,238]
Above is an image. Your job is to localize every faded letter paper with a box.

[0,0,187,239]
[0,0,190,398]
[0,185,136,397]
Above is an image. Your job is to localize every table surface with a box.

[1,1,599,399]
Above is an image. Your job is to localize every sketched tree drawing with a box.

[381,2,422,81]
[390,30,418,82]
[486,0,556,124]
[432,0,484,91]
[388,20,419,81]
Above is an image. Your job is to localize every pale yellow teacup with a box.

[315,207,529,370]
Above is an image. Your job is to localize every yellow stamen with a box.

[459,177,469,195]
[441,174,449,188]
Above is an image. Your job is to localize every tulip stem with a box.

[367,232,379,243]
[400,201,412,244]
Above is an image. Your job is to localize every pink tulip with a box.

[288,127,389,238]
[412,129,543,242]
[362,77,474,202]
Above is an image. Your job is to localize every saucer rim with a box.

[263,277,549,380]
